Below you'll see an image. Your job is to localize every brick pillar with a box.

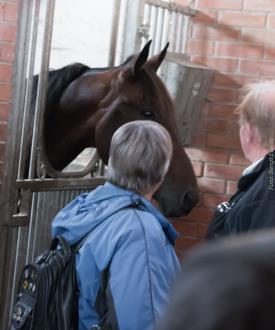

[0,0,19,189]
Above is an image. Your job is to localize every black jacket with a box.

[207,151,275,239]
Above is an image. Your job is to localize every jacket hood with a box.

[52,182,179,245]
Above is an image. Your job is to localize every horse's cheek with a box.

[94,120,112,164]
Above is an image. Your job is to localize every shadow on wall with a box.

[189,10,275,83]
[171,7,275,259]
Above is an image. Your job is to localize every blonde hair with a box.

[235,81,275,148]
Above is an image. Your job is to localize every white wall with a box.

[36,0,115,72]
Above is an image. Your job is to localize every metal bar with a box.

[146,0,197,16]
[166,9,173,48]
[108,0,122,67]
[161,7,169,48]
[42,149,99,179]
[171,10,177,52]
[117,0,128,64]
[175,13,183,53]
[0,0,34,219]
[10,227,21,311]
[18,0,41,179]
[177,14,184,53]
[40,191,48,252]
[29,0,56,178]
[140,3,150,49]
[182,15,190,54]
[119,0,145,61]
[0,228,19,329]
[0,0,35,324]
[150,5,157,55]
[26,193,36,263]
[154,6,164,53]
[31,192,41,256]
[16,178,106,191]
[134,0,146,53]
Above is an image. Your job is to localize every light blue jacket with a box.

[52,182,180,330]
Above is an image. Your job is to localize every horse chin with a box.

[152,195,180,217]
[153,189,198,218]
[161,204,193,218]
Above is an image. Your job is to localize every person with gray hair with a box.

[52,120,180,330]
[207,80,275,239]
[107,120,172,197]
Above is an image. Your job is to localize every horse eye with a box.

[141,111,154,119]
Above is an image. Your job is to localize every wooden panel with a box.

[160,54,214,145]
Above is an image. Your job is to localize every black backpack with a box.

[10,236,83,330]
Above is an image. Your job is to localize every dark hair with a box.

[158,230,275,330]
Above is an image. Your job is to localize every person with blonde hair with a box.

[207,80,275,239]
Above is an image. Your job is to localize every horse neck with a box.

[44,117,92,171]
[44,68,119,170]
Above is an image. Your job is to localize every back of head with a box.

[235,80,275,148]
[158,230,275,330]
[107,120,172,195]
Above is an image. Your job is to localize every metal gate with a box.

[116,0,196,64]
[0,1,107,327]
[0,1,200,328]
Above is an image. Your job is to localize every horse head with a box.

[45,41,199,217]
[92,41,199,216]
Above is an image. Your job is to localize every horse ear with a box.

[133,40,152,74]
[146,42,169,72]
[120,40,152,80]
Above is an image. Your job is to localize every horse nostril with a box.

[181,190,198,214]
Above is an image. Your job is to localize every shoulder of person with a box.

[225,199,275,234]
[113,207,166,242]
[119,207,162,228]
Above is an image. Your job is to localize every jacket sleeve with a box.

[106,211,179,330]
[224,200,275,234]
[206,190,246,239]
[206,210,228,239]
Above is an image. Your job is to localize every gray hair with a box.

[107,120,173,195]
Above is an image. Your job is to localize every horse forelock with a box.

[139,68,182,144]
[120,55,135,66]
[142,68,174,112]
[110,65,175,123]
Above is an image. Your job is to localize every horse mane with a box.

[120,55,134,66]
[31,63,91,115]
[87,55,134,73]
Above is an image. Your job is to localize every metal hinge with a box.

[138,23,150,39]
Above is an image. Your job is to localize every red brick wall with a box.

[0,0,19,187]
[174,0,275,259]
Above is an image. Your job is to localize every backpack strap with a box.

[70,231,92,253]
[69,231,118,329]
[51,236,71,254]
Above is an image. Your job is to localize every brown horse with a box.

[35,41,199,217]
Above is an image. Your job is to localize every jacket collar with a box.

[106,182,180,245]
[238,151,275,190]
[242,157,264,176]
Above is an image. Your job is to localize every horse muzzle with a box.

[154,188,199,218]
